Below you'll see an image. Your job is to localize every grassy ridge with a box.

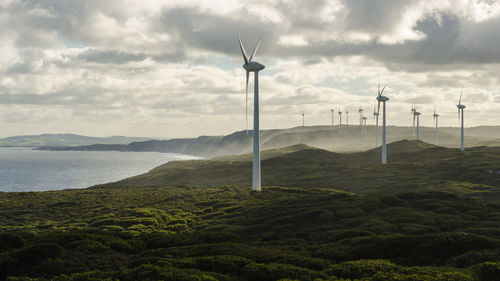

[105,140,500,201]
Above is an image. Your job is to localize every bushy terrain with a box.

[1,141,500,280]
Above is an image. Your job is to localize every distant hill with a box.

[0,134,152,147]
[101,140,500,201]
[38,125,500,157]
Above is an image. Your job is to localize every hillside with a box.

[2,141,500,280]
[37,125,500,157]
[0,134,151,147]
[103,140,500,201]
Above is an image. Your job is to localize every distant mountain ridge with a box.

[0,133,151,147]
[36,125,500,157]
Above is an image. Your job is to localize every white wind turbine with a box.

[358,108,363,126]
[338,110,343,135]
[457,88,466,151]
[346,111,349,125]
[238,34,264,191]
[331,108,334,126]
[302,112,305,127]
[373,104,379,147]
[376,83,389,164]
[362,116,368,147]
[433,107,439,145]
[411,104,416,137]
[414,110,421,141]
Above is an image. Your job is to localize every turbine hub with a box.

[457,104,466,109]
[243,61,265,72]
[377,95,389,102]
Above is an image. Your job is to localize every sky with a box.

[0,0,499,139]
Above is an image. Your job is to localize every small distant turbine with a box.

[457,88,466,151]
[330,108,334,126]
[362,116,368,147]
[373,104,379,147]
[411,104,416,137]
[358,108,364,126]
[414,111,421,141]
[302,112,305,127]
[346,111,349,125]
[376,82,389,164]
[338,110,343,135]
[238,34,264,191]
[433,107,439,145]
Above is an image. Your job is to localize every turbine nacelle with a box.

[415,112,421,116]
[377,95,389,102]
[243,61,265,72]
[457,104,466,109]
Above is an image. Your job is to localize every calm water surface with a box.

[0,147,199,192]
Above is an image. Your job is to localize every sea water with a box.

[0,147,199,192]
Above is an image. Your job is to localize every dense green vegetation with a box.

[2,141,500,280]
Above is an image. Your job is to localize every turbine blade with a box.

[245,70,249,134]
[238,34,249,65]
[380,85,387,95]
[459,86,463,105]
[249,34,263,62]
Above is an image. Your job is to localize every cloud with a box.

[0,0,499,138]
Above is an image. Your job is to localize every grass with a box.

[1,140,500,280]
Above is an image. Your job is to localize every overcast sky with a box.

[0,0,499,138]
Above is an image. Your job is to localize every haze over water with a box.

[0,147,199,192]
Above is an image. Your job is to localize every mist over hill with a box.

[0,134,151,147]
[37,125,500,157]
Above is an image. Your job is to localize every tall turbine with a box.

[362,116,368,147]
[358,108,363,126]
[433,107,439,145]
[411,104,416,137]
[373,105,379,147]
[346,111,349,125]
[238,35,264,191]
[338,110,342,135]
[415,111,421,141]
[302,112,305,127]
[331,109,334,126]
[376,83,389,164]
[457,89,466,151]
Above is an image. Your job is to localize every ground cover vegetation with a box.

[1,140,500,280]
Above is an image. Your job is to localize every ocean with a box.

[0,147,199,192]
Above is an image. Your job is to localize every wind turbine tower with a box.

[302,112,305,127]
[373,105,379,147]
[346,111,349,125]
[415,111,421,141]
[433,108,439,145]
[457,89,466,151]
[238,35,265,191]
[358,108,363,126]
[376,83,389,164]
[362,116,368,147]
[411,105,416,137]
[338,110,342,135]
[331,109,334,126]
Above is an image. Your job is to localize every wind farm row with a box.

[239,35,469,192]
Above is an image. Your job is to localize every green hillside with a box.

[1,141,500,280]
[105,140,500,201]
